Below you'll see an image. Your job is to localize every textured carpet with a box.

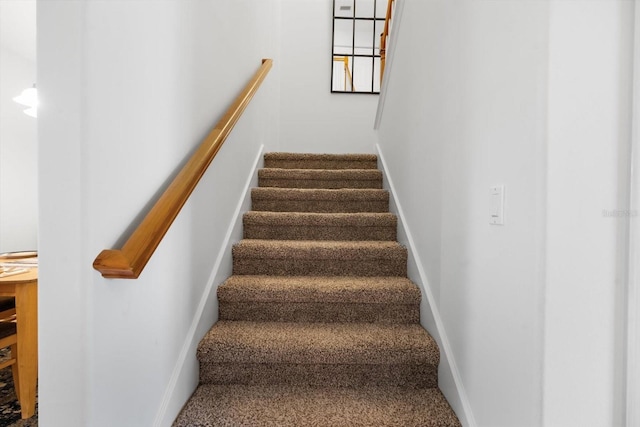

[263,152,378,170]
[251,188,389,213]
[243,212,397,241]
[177,385,460,427]
[258,168,383,189]
[232,240,407,276]
[174,153,460,426]
[0,349,37,427]
[218,276,420,323]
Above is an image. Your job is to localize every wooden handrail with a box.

[380,0,395,83]
[93,59,273,279]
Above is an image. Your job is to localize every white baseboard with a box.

[153,145,264,427]
[375,144,477,427]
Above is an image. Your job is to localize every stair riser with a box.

[219,302,419,323]
[233,258,407,277]
[251,199,389,213]
[199,362,437,389]
[258,178,382,189]
[263,160,377,170]
[217,276,422,305]
[243,225,396,241]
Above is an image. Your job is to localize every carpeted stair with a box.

[174,153,461,427]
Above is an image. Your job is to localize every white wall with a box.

[543,2,633,426]
[377,0,549,426]
[0,45,37,252]
[38,1,278,426]
[276,0,378,154]
[377,0,634,426]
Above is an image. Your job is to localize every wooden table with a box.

[0,267,37,419]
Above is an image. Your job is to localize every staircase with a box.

[174,153,461,427]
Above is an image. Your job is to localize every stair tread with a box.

[252,187,388,200]
[258,168,383,189]
[263,153,378,170]
[218,275,420,304]
[233,239,406,260]
[198,321,438,365]
[243,211,396,226]
[259,168,381,178]
[243,212,397,241]
[264,152,378,161]
[173,384,461,427]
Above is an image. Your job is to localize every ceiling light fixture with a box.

[13,84,38,118]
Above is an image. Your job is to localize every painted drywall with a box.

[378,0,634,426]
[0,45,37,253]
[38,1,278,426]
[543,3,633,426]
[376,0,549,425]
[276,0,378,154]
[0,0,36,62]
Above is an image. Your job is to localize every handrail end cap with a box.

[93,250,138,279]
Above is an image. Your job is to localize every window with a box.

[331,0,386,94]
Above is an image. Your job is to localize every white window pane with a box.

[374,57,381,92]
[376,0,389,19]
[355,0,375,18]
[374,20,385,55]
[335,0,354,18]
[354,20,373,55]
[332,56,355,92]
[353,56,374,93]
[333,19,353,55]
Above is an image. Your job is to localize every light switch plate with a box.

[490,185,504,225]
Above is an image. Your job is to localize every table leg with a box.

[15,281,37,419]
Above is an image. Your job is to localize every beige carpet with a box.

[173,153,461,427]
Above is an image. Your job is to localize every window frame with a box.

[331,0,385,95]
